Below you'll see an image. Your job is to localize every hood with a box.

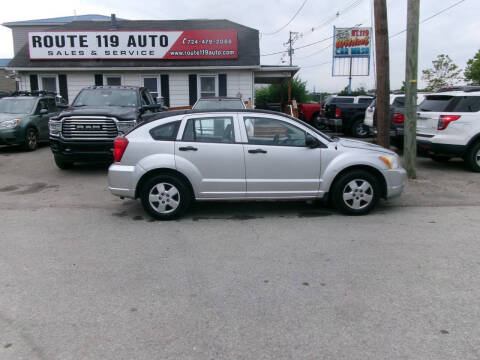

[0,113,26,122]
[337,138,395,155]
[55,106,137,121]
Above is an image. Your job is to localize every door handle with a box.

[179,146,198,151]
[248,148,267,154]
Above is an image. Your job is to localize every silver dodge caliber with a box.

[108,109,406,220]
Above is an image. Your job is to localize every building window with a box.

[39,75,57,93]
[199,75,216,98]
[105,75,122,86]
[142,76,159,99]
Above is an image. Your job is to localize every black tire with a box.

[331,169,380,215]
[140,174,192,220]
[430,154,451,163]
[312,113,327,130]
[54,155,74,169]
[466,141,480,172]
[351,119,368,138]
[23,127,39,151]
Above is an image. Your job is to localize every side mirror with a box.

[56,103,68,109]
[306,134,320,148]
[140,104,161,113]
[39,108,48,114]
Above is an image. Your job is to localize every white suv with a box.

[416,90,480,172]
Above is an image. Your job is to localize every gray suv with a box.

[108,109,406,219]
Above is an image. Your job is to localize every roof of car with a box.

[425,91,480,97]
[197,97,243,100]
[84,86,142,90]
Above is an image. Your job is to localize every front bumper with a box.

[382,167,407,199]
[50,136,114,161]
[0,128,24,145]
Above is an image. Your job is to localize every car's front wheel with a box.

[332,170,380,215]
[140,174,192,220]
[23,127,39,151]
[351,119,368,138]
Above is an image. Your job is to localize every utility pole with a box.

[288,31,294,102]
[404,0,420,179]
[374,0,390,149]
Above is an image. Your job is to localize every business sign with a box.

[333,27,371,58]
[28,30,238,60]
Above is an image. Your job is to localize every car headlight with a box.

[1,119,21,128]
[380,154,400,169]
[116,120,136,134]
[49,120,62,134]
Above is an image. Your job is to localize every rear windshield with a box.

[392,97,405,107]
[0,98,36,114]
[418,95,480,112]
[193,99,245,110]
[72,89,138,107]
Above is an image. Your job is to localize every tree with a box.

[421,54,463,91]
[255,76,311,105]
[464,50,480,85]
[338,85,367,96]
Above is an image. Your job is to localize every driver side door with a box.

[241,115,322,198]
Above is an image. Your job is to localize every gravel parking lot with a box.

[1,143,480,359]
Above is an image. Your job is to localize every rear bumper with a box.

[417,139,466,157]
[108,163,139,199]
[382,168,407,199]
[50,136,114,161]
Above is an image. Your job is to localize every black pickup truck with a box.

[49,86,165,169]
[320,95,374,137]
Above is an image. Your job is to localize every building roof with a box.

[2,14,119,27]
[7,19,260,69]
[0,58,11,67]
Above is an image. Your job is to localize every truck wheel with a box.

[312,113,326,130]
[54,155,73,169]
[140,174,192,220]
[332,169,379,215]
[351,120,368,138]
[466,141,480,172]
[23,128,38,151]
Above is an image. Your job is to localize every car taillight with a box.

[335,107,341,118]
[438,115,461,130]
[392,113,404,124]
[113,137,129,162]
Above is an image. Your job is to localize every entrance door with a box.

[241,115,322,198]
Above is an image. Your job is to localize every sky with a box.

[0,0,479,92]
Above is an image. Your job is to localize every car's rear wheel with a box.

[140,174,192,220]
[332,170,379,215]
[351,119,368,138]
[54,155,74,169]
[23,127,38,151]
[466,141,480,172]
[312,113,327,130]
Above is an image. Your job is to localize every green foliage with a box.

[338,85,367,96]
[255,76,311,105]
[464,50,480,85]
[421,54,463,91]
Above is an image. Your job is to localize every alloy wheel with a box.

[148,182,180,214]
[27,129,38,150]
[476,148,480,167]
[342,179,374,210]
[355,122,368,137]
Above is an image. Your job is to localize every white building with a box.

[4,15,298,107]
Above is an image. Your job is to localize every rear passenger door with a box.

[175,114,246,199]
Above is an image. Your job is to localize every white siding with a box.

[17,69,255,107]
[11,25,62,56]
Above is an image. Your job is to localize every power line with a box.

[261,0,308,36]
[299,61,331,69]
[390,0,467,39]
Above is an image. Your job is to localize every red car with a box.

[298,103,322,128]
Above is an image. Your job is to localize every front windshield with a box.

[194,99,244,110]
[72,89,138,107]
[0,98,36,114]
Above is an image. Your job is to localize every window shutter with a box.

[188,74,197,106]
[30,74,38,91]
[219,74,227,96]
[58,74,68,103]
[160,74,170,107]
[94,74,103,86]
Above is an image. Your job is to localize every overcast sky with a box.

[1,0,478,92]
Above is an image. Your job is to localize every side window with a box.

[47,98,57,112]
[141,90,152,106]
[450,96,480,112]
[243,117,306,147]
[359,98,373,104]
[150,121,181,141]
[182,117,234,143]
[36,99,48,113]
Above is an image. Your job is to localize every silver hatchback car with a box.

[108,109,406,220]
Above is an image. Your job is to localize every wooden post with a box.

[404,0,420,179]
[374,0,390,149]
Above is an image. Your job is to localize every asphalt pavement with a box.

[1,144,480,360]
